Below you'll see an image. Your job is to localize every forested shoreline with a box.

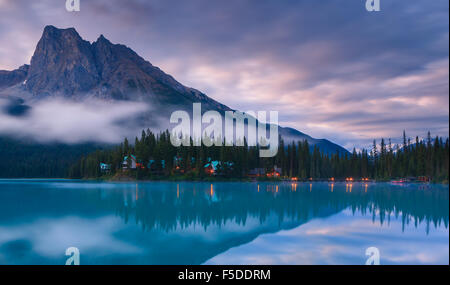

[68,130,449,183]
[0,136,105,178]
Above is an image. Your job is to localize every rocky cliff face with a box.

[26,26,99,97]
[19,25,229,111]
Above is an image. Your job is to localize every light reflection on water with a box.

[0,180,448,265]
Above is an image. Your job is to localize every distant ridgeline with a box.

[69,129,449,183]
[0,136,106,178]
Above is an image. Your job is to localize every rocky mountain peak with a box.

[96,34,110,43]
[25,25,99,96]
[42,25,80,39]
[12,26,230,108]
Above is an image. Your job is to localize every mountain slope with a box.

[0,65,28,89]
[0,25,348,155]
[279,127,347,154]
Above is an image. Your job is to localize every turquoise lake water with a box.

[0,180,448,265]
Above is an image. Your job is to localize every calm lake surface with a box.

[0,180,448,265]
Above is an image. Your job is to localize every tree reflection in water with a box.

[89,182,449,234]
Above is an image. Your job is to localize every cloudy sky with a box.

[0,0,448,149]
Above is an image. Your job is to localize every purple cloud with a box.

[0,0,448,149]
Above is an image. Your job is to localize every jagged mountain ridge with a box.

[20,25,229,111]
[0,25,348,154]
